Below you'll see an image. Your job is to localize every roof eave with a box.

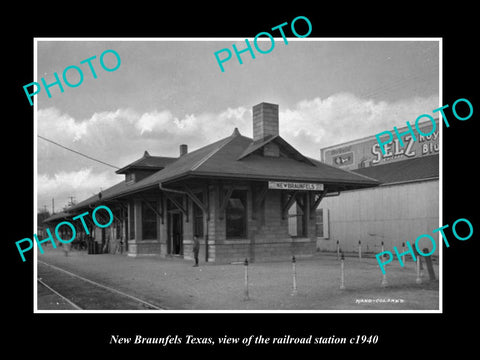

[161,171,379,187]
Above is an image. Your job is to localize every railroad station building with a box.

[44,102,379,263]
[317,119,440,257]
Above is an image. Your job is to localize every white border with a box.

[438,38,443,312]
[33,37,442,314]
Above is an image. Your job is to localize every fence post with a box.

[340,252,345,290]
[291,256,297,296]
[423,248,436,281]
[358,240,362,260]
[416,257,422,284]
[244,258,250,301]
[381,253,388,287]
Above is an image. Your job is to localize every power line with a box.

[38,135,120,170]
[342,71,438,115]
[342,42,440,111]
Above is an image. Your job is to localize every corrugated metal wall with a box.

[317,180,439,255]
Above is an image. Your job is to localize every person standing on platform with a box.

[192,235,200,267]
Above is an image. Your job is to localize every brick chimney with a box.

[252,102,279,142]
[180,144,188,156]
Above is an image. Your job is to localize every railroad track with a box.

[37,261,165,311]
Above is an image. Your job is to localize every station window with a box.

[125,172,135,184]
[193,192,204,237]
[288,195,306,237]
[226,190,247,238]
[316,208,329,238]
[142,201,158,240]
[129,201,135,240]
[115,220,121,239]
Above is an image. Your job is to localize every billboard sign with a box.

[321,119,439,170]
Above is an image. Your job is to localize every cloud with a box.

[136,110,175,135]
[38,107,87,141]
[36,105,253,210]
[37,105,254,174]
[279,93,439,157]
[37,168,119,211]
[38,168,113,193]
[36,93,438,210]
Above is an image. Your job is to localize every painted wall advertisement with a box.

[321,119,439,170]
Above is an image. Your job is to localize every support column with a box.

[305,192,310,237]
[122,213,127,253]
[128,199,143,256]
[134,199,142,242]
[159,194,168,256]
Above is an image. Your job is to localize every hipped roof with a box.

[115,151,176,174]
[67,128,379,212]
[127,130,378,185]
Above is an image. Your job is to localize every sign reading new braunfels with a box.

[268,181,324,191]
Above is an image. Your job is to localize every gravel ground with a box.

[36,247,440,311]
[37,280,79,310]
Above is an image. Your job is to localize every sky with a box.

[35,38,440,213]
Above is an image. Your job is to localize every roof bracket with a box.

[139,195,163,220]
[310,191,327,219]
[281,191,298,220]
[218,185,234,220]
[251,183,268,220]
[184,185,209,221]
[163,191,187,220]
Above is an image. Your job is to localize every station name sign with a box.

[268,181,324,191]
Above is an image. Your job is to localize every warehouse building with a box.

[317,119,440,256]
[44,102,379,263]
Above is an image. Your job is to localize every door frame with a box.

[167,210,183,255]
